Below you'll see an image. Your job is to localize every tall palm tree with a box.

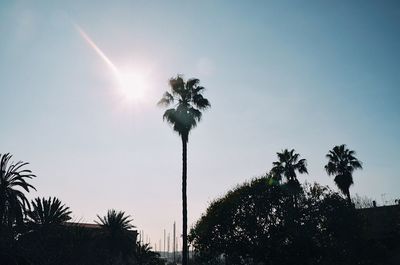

[26,197,72,226]
[325,144,362,204]
[158,75,210,265]
[271,149,308,184]
[0,153,36,228]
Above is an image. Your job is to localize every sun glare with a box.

[76,25,153,105]
[115,68,148,102]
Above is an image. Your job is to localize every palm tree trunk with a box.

[181,136,188,265]
[346,190,352,205]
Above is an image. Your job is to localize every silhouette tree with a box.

[158,75,210,265]
[96,209,136,263]
[0,153,36,228]
[19,197,72,265]
[26,197,72,226]
[325,144,362,204]
[270,149,308,206]
[96,209,134,231]
[189,177,378,265]
[271,149,308,184]
[134,243,163,265]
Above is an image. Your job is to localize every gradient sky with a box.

[1,0,399,250]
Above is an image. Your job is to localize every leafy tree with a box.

[325,144,362,204]
[0,153,36,229]
[158,75,210,265]
[190,176,381,265]
[26,197,72,226]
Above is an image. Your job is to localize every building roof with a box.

[358,204,400,240]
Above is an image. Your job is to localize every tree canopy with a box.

[189,175,386,265]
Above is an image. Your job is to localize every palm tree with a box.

[96,209,136,260]
[325,144,362,204]
[26,197,72,226]
[271,149,308,184]
[0,153,36,228]
[96,209,134,231]
[158,75,210,265]
[134,243,161,265]
[271,149,308,208]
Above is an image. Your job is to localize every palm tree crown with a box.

[0,153,36,227]
[325,144,362,203]
[96,209,134,232]
[158,75,210,142]
[26,197,72,226]
[134,243,160,265]
[271,149,308,183]
[96,209,136,259]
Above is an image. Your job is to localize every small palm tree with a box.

[158,75,210,265]
[134,243,161,265]
[96,209,134,232]
[26,197,72,226]
[271,149,308,208]
[96,209,136,260]
[0,153,36,228]
[271,149,308,183]
[325,144,362,204]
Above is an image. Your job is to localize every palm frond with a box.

[96,209,134,231]
[193,94,211,109]
[157,91,174,106]
[169,75,185,96]
[186,78,200,89]
[0,153,36,226]
[27,197,72,225]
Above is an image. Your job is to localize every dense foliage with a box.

[189,176,388,265]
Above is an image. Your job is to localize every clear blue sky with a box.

[1,0,399,249]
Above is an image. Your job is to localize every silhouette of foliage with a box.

[325,144,362,204]
[0,153,36,229]
[17,198,74,265]
[190,176,388,265]
[134,243,164,265]
[158,75,210,265]
[96,209,134,231]
[96,209,136,264]
[271,149,308,183]
[26,197,72,226]
[271,149,308,207]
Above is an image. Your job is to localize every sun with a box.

[115,68,148,102]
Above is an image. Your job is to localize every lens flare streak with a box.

[75,25,119,76]
[75,24,150,103]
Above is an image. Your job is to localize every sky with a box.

[1,0,400,250]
